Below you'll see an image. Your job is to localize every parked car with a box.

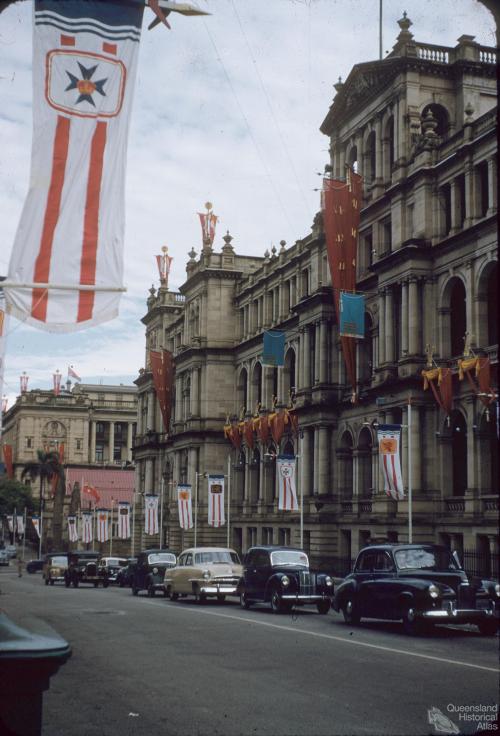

[5,545,17,559]
[0,550,9,566]
[98,556,128,583]
[132,549,177,597]
[238,546,334,614]
[43,553,68,585]
[116,558,137,588]
[64,551,109,588]
[333,544,500,635]
[165,547,242,603]
[26,558,45,573]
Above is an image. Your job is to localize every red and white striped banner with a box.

[20,373,29,394]
[208,475,225,527]
[118,502,131,539]
[5,0,144,332]
[277,455,298,511]
[156,250,173,285]
[177,484,193,530]
[82,512,93,544]
[53,371,62,396]
[32,515,41,539]
[144,495,159,535]
[377,425,404,501]
[68,515,78,542]
[96,509,109,542]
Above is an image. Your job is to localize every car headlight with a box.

[281,575,290,587]
[325,576,333,587]
[494,584,500,597]
[152,567,158,575]
[428,584,439,599]
[203,570,211,580]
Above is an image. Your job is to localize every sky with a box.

[0,0,495,410]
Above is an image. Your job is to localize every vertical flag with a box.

[82,511,93,543]
[7,515,15,534]
[150,349,175,432]
[377,425,404,501]
[53,370,62,396]
[68,365,81,381]
[117,502,131,539]
[4,0,145,332]
[16,514,25,536]
[262,331,286,367]
[67,515,78,542]
[177,484,193,530]
[156,247,173,286]
[207,475,225,527]
[198,203,218,246]
[276,455,298,511]
[20,372,29,393]
[96,509,109,542]
[32,514,41,539]
[144,495,159,535]
[340,292,365,338]
[3,445,14,479]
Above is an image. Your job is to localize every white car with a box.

[165,547,242,603]
[0,550,9,566]
[5,545,17,559]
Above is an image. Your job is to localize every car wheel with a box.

[240,591,251,610]
[103,581,109,589]
[94,581,99,588]
[478,620,498,636]
[73,579,79,588]
[44,577,49,586]
[402,605,423,635]
[132,586,139,596]
[147,584,155,598]
[342,598,360,625]
[171,591,179,601]
[50,579,55,586]
[270,589,286,614]
[64,577,70,588]
[317,600,331,615]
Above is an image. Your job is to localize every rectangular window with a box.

[381,217,392,253]
[262,527,273,545]
[246,527,257,549]
[25,437,33,449]
[278,528,291,546]
[76,438,83,451]
[95,444,104,462]
[440,183,451,235]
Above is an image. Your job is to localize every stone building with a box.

[133,18,497,573]
[2,381,137,550]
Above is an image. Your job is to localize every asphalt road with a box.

[0,568,498,736]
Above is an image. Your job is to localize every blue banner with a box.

[262,331,285,367]
[340,292,365,338]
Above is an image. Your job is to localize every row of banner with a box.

[5,513,25,536]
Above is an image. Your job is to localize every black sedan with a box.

[333,544,499,635]
[131,549,176,597]
[26,558,45,574]
[238,546,334,614]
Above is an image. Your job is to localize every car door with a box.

[253,551,272,601]
[177,553,193,594]
[364,551,397,618]
[355,551,377,617]
[243,550,259,598]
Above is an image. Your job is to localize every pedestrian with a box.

[17,557,23,578]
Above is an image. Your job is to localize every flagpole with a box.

[110,503,113,556]
[160,477,164,550]
[131,494,136,558]
[408,397,413,544]
[22,507,27,561]
[38,509,43,559]
[379,0,383,60]
[194,472,199,548]
[92,506,96,552]
[298,435,303,549]
[226,454,231,548]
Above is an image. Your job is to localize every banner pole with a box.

[160,478,164,550]
[131,495,136,558]
[194,472,198,548]
[110,504,113,556]
[38,509,43,559]
[227,454,231,548]
[22,507,27,561]
[408,398,413,544]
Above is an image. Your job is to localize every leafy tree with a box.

[21,450,66,549]
[0,478,35,517]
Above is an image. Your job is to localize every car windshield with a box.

[104,559,127,567]
[50,556,67,566]
[194,551,240,565]
[270,551,309,568]
[148,553,176,565]
[395,547,459,571]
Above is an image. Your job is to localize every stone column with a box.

[90,421,96,463]
[147,390,155,430]
[422,278,435,355]
[409,404,421,493]
[191,365,199,417]
[378,290,386,364]
[464,261,474,343]
[108,421,115,463]
[313,427,319,494]
[487,157,497,216]
[401,280,409,356]
[464,161,474,227]
[450,178,460,233]
[303,326,311,389]
[375,116,383,182]
[385,288,394,363]
[174,377,182,423]
[314,322,321,384]
[301,428,312,497]
[319,320,328,384]
[352,450,359,498]
[127,423,133,462]
[408,278,420,355]
[145,457,154,494]
[317,426,329,494]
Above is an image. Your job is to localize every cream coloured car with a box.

[165,547,242,603]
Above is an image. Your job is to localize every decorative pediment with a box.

[342,63,399,111]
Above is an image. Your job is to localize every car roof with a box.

[246,546,307,553]
[179,547,238,555]
[358,544,447,552]
[138,548,175,555]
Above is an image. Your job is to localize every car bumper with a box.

[421,606,498,623]
[199,584,239,596]
[50,575,65,582]
[281,594,332,603]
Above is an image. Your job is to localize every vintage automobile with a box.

[43,553,68,585]
[116,558,137,588]
[26,558,45,573]
[238,546,334,614]
[131,549,177,597]
[98,556,128,584]
[0,550,10,566]
[64,550,110,588]
[333,544,500,635]
[165,547,242,603]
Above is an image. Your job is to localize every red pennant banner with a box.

[150,349,174,433]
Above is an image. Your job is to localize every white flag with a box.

[208,475,225,527]
[117,502,131,539]
[16,515,25,536]
[68,515,78,542]
[82,512,93,544]
[177,485,193,530]
[96,509,109,543]
[277,455,298,511]
[144,495,159,535]
[32,515,41,539]
[4,0,144,332]
[6,515,15,533]
[377,425,404,501]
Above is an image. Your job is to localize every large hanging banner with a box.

[16,514,25,536]
[96,509,109,543]
[207,475,225,527]
[150,349,175,432]
[177,484,193,530]
[339,292,365,338]
[262,331,285,367]
[67,515,78,542]
[118,501,131,539]
[32,514,41,539]
[5,0,145,332]
[6,516,15,534]
[276,455,298,511]
[82,511,93,544]
[322,172,363,400]
[144,494,159,535]
[377,425,404,501]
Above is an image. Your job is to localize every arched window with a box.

[358,428,373,498]
[283,349,296,400]
[237,368,248,414]
[365,131,376,183]
[487,264,498,346]
[252,363,262,407]
[450,279,467,356]
[358,313,374,383]
[337,432,353,499]
[450,411,467,496]
[421,103,449,138]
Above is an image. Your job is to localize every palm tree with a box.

[21,450,66,550]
